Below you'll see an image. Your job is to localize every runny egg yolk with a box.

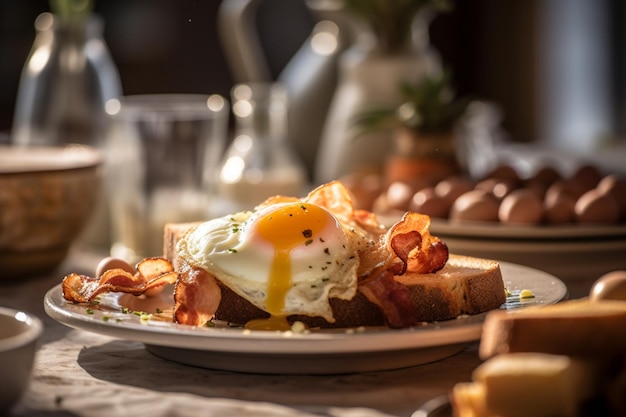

[246,203,332,330]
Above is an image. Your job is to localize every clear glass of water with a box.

[105,94,229,263]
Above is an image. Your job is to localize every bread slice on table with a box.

[452,298,626,417]
[163,222,506,328]
[479,298,626,359]
[451,353,600,417]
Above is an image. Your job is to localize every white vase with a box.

[314,42,441,184]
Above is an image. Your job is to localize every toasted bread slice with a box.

[164,222,506,327]
[479,298,626,359]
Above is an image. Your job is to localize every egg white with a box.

[177,203,361,322]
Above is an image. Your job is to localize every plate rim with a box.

[44,261,567,356]
[431,219,626,240]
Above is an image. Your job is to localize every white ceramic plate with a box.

[44,262,567,374]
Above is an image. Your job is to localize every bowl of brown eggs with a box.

[362,163,626,298]
[0,144,101,279]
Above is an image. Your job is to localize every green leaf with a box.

[352,69,470,137]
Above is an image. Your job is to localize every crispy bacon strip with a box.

[357,212,448,326]
[173,262,221,326]
[62,257,178,303]
[305,181,387,234]
[386,212,448,274]
[358,270,420,328]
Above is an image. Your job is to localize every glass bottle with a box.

[217,83,307,213]
[12,11,121,148]
[11,11,122,253]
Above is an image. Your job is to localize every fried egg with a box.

[177,202,365,327]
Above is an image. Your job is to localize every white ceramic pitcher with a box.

[217,0,352,181]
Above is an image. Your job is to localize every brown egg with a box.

[434,177,474,203]
[589,270,626,301]
[543,192,576,224]
[530,166,561,186]
[545,180,585,206]
[450,190,500,223]
[596,174,626,220]
[342,172,383,211]
[575,189,620,224]
[409,187,451,218]
[96,256,135,278]
[383,181,415,211]
[498,189,544,225]
[486,164,520,183]
[475,178,516,200]
[524,179,548,200]
[570,164,602,192]
[371,194,388,213]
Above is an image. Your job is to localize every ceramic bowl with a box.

[0,144,101,279]
[0,307,43,412]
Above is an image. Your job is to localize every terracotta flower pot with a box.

[384,128,460,188]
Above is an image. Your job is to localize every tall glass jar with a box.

[217,83,307,213]
[11,11,122,253]
[12,12,121,148]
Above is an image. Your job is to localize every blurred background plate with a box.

[429,219,626,241]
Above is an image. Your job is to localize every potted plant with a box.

[353,70,469,187]
[314,0,454,183]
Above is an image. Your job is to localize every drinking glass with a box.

[105,94,229,263]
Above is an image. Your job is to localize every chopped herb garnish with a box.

[324,248,330,255]
[86,308,94,315]
[302,229,313,238]
[227,248,238,253]
[122,307,130,314]
[206,320,216,327]
[102,316,110,322]
[156,308,163,314]
[305,239,313,246]
[300,205,308,211]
